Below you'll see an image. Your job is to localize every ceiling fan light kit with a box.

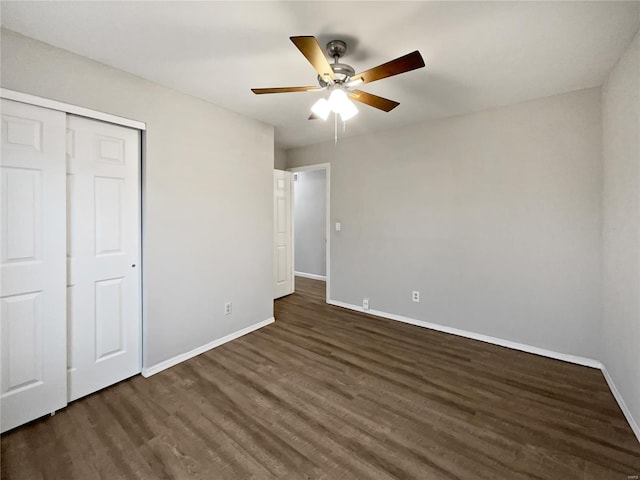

[311,86,358,122]
[251,36,425,142]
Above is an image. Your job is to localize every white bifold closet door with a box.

[1,99,68,432]
[66,115,141,402]
[1,102,141,433]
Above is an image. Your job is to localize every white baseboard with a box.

[327,299,602,369]
[601,365,640,443]
[295,271,327,281]
[141,317,274,377]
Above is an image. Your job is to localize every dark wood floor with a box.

[2,277,639,479]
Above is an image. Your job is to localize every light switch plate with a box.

[336,222,341,231]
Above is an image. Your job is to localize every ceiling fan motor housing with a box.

[318,40,355,86]
[318,63,355,86]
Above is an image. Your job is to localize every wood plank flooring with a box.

[2,276,639,479]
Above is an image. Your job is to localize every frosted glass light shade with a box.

[328,89,350,113]
[339,100,358,121]
[311,98,330,120]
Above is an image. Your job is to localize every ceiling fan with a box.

[251,36,425,122]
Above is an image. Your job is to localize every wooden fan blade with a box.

[348,90,399,112]
[290,36,335,80]
[252,86,321,94]
[350,51,425,85]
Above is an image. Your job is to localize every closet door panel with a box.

[1,99,67,433]
[66,115,141,402]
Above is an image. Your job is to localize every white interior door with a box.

[274,170,294,299]
[1,99,67,432]
[66,115,141,401]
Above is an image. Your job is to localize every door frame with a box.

[0,88,147,378]
[287,163,331,302]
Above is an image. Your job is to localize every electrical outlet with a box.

[363,298,370,310]
[224,302,232,315]
[412,291,420,303]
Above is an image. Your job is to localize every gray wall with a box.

[1,29,275,368]
[288,88,602,359]
[602,31,640,432]
[294,169,326,277]
[274,147,287,170]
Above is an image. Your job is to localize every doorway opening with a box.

[288,163,331,302]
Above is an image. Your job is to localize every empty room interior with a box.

[1,1,640,478]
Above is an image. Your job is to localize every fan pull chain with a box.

[334,112,338,145]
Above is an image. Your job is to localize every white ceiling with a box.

[2,1,639,149]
